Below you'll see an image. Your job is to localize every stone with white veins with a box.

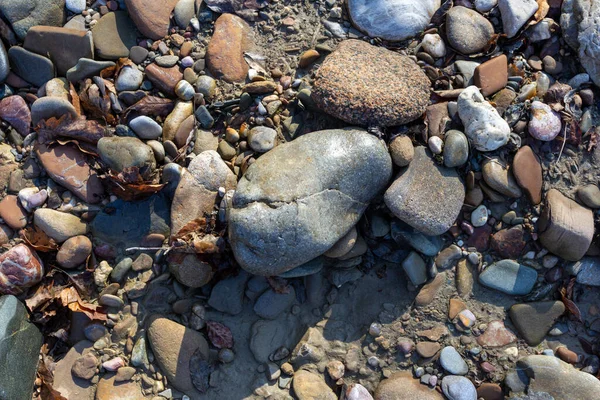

[229,128,392,276]
[347,0,441,41]
[458,86,510,152]
[498,0,539,38]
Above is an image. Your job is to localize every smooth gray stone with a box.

[253,287,296,320]
[576,258,600,286]
[31,96,77,126]
[279,257,325,278]
[8,46,55,87]
[347,0,440,41]
[0,0,65,40]
[478,260,537,295]
[97,136,156,172]
[446,6,494,55]
[441,375,477,400]
[66,58,115,82]
[391,220,443,256]
[174,0,197,28]
[249,316,301,363]
[384,146,464,236]
[440,346,468,375]
[208,271,249,315]
[0,40,8,84]
[402,251,427,286]
[564,1,600,89]
[229,128,392,276]
[0,295,43,400]
[443,130,469,168]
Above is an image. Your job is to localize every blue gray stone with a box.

[576,258,600,286]
[479,260,537,295]
[66,58,116,83]
[0,0,66,40]
[8,46,54,87]
[253,287,296,320]
[208,271,249,315]
[440,346,469,375]
[0,40,8,84]
[441,375,477,400]
[391,220,443,256]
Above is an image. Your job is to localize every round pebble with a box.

[428,136,443,154]
[130,116,162,140]
[421,33,446,58]
[389,135,414,167]
[529,101,562,141]
[470,205,488,227]
[175,80,195,101]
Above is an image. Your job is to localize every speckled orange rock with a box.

[312,39,430,127]
[206,14,253,83]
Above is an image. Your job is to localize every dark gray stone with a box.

[249,316,302,363]
[576,258,600,286]
[479,260,537,295]
[98,137,157,173]
[0,295,42,400]
[391,220,443,256]
[446,6,495,55]
[229,128,392,276]
[384,146,464,236]
[208,271,249,315]
[66,58,116,83]
[8,46,54,87]
[509,301,566,346]
[0,0,65,40]
[253,287,296,320]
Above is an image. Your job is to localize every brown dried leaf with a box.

[560,287,582,322]
[100,57,135,80]
[123,96,175,120]
[36,114,108,145]
[59,287,107,321]
[175,218,209,239]
[206,321,234,349]
[531,0,550,25]
[38,352,68,400]
[79,79,116,125]
[25,281,57,312]
[106,167,165,201]
[20,226,59,252]
[69,82,82,115]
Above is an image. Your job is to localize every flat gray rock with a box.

[98,136,156,173]
[479,260,537,295]
[31,96,77,126]
[207,271,249,315]
[509,301,565,346]
[66,58,115,82]
[0,0,65,40]
[576,258,600,286]
[348,0,441,41]
[253,287,296,320]
[440,347,469,375]
[8,46,55,87]
[229,128,392,276]
[391,220,443,256]
[384,146,464,236]
[0,295,43,400]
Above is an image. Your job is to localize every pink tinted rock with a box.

[0,244,44,295]
[0,95,31,137]
[477,320,517,347]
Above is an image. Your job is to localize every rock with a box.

[415,273,445,307]
[490,226,526,259]
[129,115,162,140]
[458,86,511,151]
[0,39,8,83]
[375,371,444,400]
[292,370,336,400]
[298,49,321,68]
[23,26,93,76]
[129,46,148,64]
[578,185,600,208]
[66,58,115,83]
[529,100,562,141]
[174,0,197,28]
[98,137,156,173]
[509,301,565,345]
[348,0,441,41]
[474,55,508,97]
[171,150,236,233]
[71,352,98,380]
[422,33,446,58]
[0,0,65,40]
[389,135,414,167]
[479,260,537,295]
[435,245,463,270]
[0,95,31,137]
[576,258,600,286]
[126,0,178,40]
[95,374,145,400]
[36,144,104,203]
[56,235,92,269]
[513,145,543,204]
[506,355,600,399]
[92,12,138,59]
[195,75,216,100]
[538,189,594,261]
[254,287,296,320]
[440,347,469,375]
[90,194,170,250]
[206,14,253,83]
[482,158,522,198]
[499,0,539,38]
[0,295,43,400]
[441,376,477,400]
[53,341,95,400]
[470,205,488,228]
[229,128,391,276]
[0,194,27,229]
[312,40,430,127]
[562,0,600,86]
[147,316,209,397]
[145,64,184,97]
[456,259,476,298]
[115,65,143,92]
[250,316,302,363]
[476,383,503,400]
[115,366,136,382]
[248,126,277,152]
[446,7,495,55]
[401,251,427,286]
[34,208,87,243]
[324,226,358,258]
[385,146,464,236]
[168,251,214,287]
[0,244,44,296]
[66,0,86,13]
[8,46,54,87]
[163,101,193,141]
[30,97,77,126]
[244,81,277,94]
[208,271,249,315]
[175,80,194,101]
[443,130,469,168]
[391,221,443,256]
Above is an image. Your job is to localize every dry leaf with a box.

[560,286,582,323]
[69,82,82,115]
[20,226,59,252]
[100,57,135,80]
[79,79,116,125]
[38,352,68,400]
[106,166,165,201]
[531,0,550,26]
[123,96,175,120]
[206,321,234,349]
[59,287,107,321]
[36,114,109,145]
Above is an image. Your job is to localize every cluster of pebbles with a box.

[0,0,599,400]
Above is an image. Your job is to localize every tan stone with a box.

[474,55,508,97]
[375,372,444,400]
[0,195,27,229]
[162,101,193,142]
[415,273,445,307]
[95,374,146,400]
[206,14,253,83]
[292,370,336,400]
[125,0,178,40]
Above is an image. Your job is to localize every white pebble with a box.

[471,205,488,227]
[529,101,561,141]
[421,33,446,58]
[66,0,86,13]
[428,136,443,154]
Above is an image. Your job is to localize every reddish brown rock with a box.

[512,145,542,204]
[0,195,27,229]
[556,346,579,364]
[474,55,508,97]
[56,235,93,269]
[0,244,44,295]
[36,144,104,204]
[490,226,526,259]
[538,189,594,261]
[174,114,195,148]
[477,383,503,400]
[206,14,253,83]
[375,372,444,400]
[243,81,278,95]
[477,320,517,347]
[23,26,93,76]
[467,224,492,251]
[125,0,178,40]
[298,49,320,68]
[0,96,31,137]
[145,64,183,97]
[95,374,145,400]
[416,341,441,358]
[415,273,445,307]
[449,298,467,320]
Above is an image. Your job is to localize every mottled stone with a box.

[125,0,179,40]
[206,13,253,83]
[509,301,565,346]
[92,12,137,59]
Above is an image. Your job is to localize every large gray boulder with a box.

[506,355,600,399]
[348,0,441,41]
[384,146,464,236]
[0,295,43,400]
[0,0,66,40]
[229,128,392,276]
[562,0,600,86]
